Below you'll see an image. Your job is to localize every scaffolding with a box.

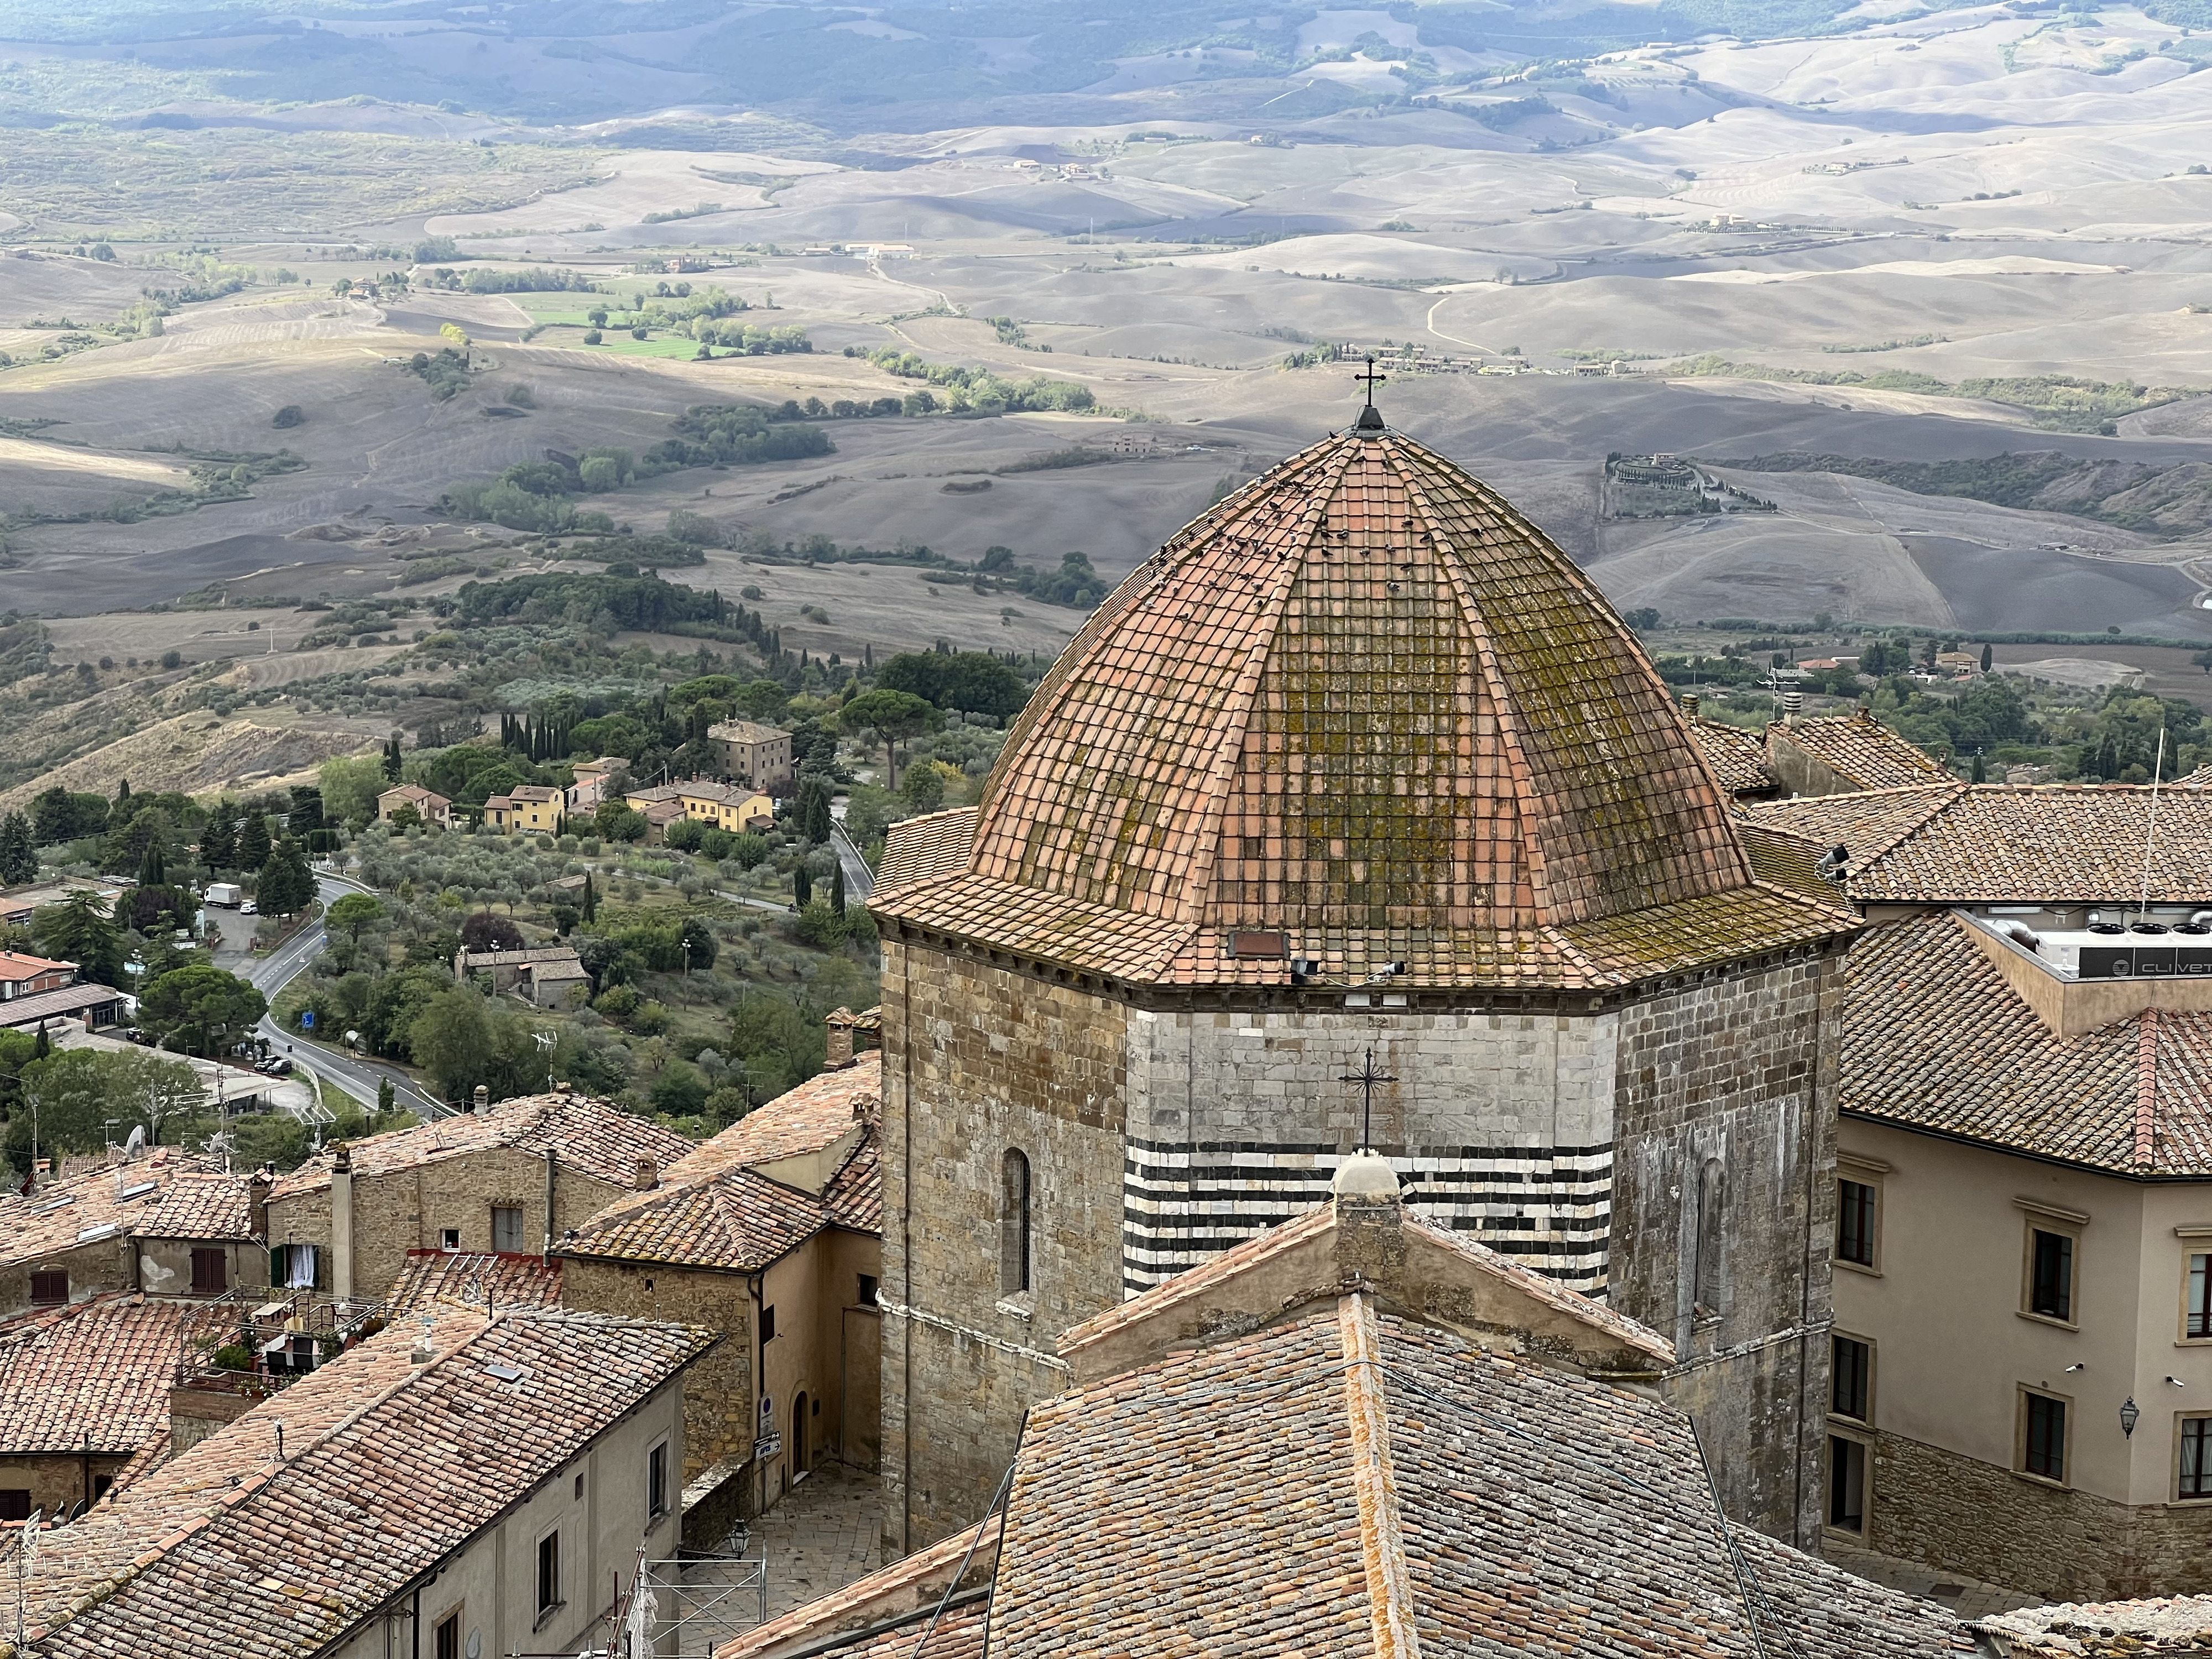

[632,1540,770,1657]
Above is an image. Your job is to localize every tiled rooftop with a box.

[0,1295,231,1457]
[1772,709,1949,790]
[1979,1594,2212,1654]
[874,808,977,890]
[0,1151,255,1271]
[1688,719,1774,795]
[872,428,1845,990]
[1841,911,2212,1174]
[383,1249,562,1313]
[1748,783,2212,905]
[270,1090,696,1199]
[561,1057,883,1271]
[1,1306,712,1658]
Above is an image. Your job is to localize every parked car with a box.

[240,901,258,915]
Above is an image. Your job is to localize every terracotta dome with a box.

[873,420,1846,990]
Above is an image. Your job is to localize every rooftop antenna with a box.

[1353,355,1387,432]
[2139,727,2168,928]
[1338,1046,1397,1154]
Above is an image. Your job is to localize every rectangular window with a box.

[536,1531,561,1614]
[2184,1418,2212,1500]
[1827,1436,1866,1532]
[2031,1229,2075,1322]
[191,1248,227,1294]
[2025,1392,2068,1481]
[28,1270,65,1305]
[648,1441,669,1519]
[1832,1335,1872,1424]
[2190,1255,2212,1339]
[0,1490,29,1522]
[1837,1179,1877,1267]
[435,1614,460,1659]
[857,1273,879,1307]
[492,1206,525,1254]
[760,1305,776,1343]
[441,1228,461,1251]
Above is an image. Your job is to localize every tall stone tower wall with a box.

[879,930,1847,1552]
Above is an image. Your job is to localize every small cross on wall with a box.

[1339,1046,1399,1152]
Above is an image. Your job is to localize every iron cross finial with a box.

[1355,354,1387,409]
[1338,1046,1399,1152]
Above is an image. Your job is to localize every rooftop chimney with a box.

[1782,690,1804,724]
[473,1086,489,1115]
[825,1006,856,1071]
[633,1156,659,1192]
[1681,692,1699,719]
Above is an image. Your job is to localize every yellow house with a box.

[676,780,774,833]
[483,785,563,834]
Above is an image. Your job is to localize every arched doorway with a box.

[792,1391,809,1477]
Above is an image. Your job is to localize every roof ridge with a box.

[2138,1007,2160,1172]
[1338,1292,1422,1659]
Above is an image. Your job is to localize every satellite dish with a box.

[122,1125,145,1161]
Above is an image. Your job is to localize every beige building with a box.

[559,1052,882,1520]
[0,1306,711,1659]
[0,1150,264,1318]
[707,718,792,791]
[727,1159,1973,1659]
[676,779,774,834]
[375,783,452,829]
[1749,779,2212,1599]
[483,784,563,834]
[264,1089,696,1301]
[565,756,627,815]
[0,1293,228,1521]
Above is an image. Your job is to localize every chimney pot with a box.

[473,1085,489,1114]
[634,1157,659,1191]
[1682,692,1700,719]
[1782,690,1804,724]
[825,1006,855,1071]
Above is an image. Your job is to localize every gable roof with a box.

[561,1057,883,1271]
[3,1307,712,1659]
[1841,911,2212,1175]
[1746,782,2212,906]
[384,1249,562,1313]
[0,1295,231,1457]
[1770,709,1949,791]
[1687,719,1773,796]
[269,1091,695,1200]
[0,1151,256,1270]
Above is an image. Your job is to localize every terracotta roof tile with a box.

[562,1058,883,1270]
[872,427,1834,990]
[384,1250,562,1312]
[6,1307,712,1658]
[1750,783,2212,905]
[1841,911,2212,1173]
[983,1303,1965,1658]
[1771,711,1949,790]
[1688,719,1774,795]
[0,1152,255,1271]
[874,808,978,891]
[270,1091,696,1199]
[0,1295,231,1456]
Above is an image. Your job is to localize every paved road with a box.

[243,874,448,1120]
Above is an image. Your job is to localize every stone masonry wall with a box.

[1126,1008,1619,1293]
[562,1259,754,1485]
[1870,1428,2212,1600]
[0,1239,135,1319]
[1610,954,1844,1547]
[877,938,1129,1554]
[0,1453,133,1517]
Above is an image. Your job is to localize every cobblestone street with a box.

[749,1459,884,1619]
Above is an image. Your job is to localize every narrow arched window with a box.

[1001,1149,1032,1297]
[1694,1156,1726,1319]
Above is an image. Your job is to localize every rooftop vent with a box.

[1230,931,1287,960]
[483,1361,524,1383]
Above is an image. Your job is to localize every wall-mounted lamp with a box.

[2169,1376,2188,1389]
[2064,1363,2086,1373]
[2121,1397,2141,1438]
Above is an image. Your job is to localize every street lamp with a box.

[2121,1397,2141,1438]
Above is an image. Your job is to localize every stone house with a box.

[866,418,1863,1555]
[0,1305,712,1659]
[559,1054,882,1520]
[1688,704,1949,803]
[0,1293,229,1521]
[483,784,564,835]
[376,783,452,829]
[724,1160,1972,1659]
[453,945,591,1009]
[264,1089,696,1302]
[707,718,793,792]
[1748,780,2212,1601]
[0,1150,265,1318]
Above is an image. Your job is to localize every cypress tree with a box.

[201,801,237,872]
[138,840,166,888]
[831,858,846,913]
[236,808,271,872]
[794,863,812,907]
[115,778,131,808]
[0,811,35,886]
[581,870,597,923]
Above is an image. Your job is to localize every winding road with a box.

[241,873,447,1120]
